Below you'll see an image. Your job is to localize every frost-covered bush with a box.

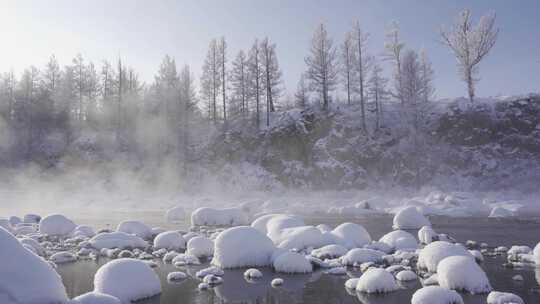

[392,206,430,229]
[417,241,472,272]
[356,268,399,293]
[39,214,76,236]
[153,231,186,251]
[116,220,153,240]
[212,226,275,268]
[273,251,313,273]
[411,286,464,304]
[94,258,161,302]
[437,256,492,294]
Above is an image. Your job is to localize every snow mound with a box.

[71,292,121,304]
[195,266,224,278]
[417,241,472,273]
[89,232,147,250]
[0,226,68,304]
[341,248,385,266]
[396,270,417,281]
[330,222,371,249]
[50,251,77,264]
[311,244,348,259]
[486,291,524,304]
[507,245,532,255]
[437,256,492,294]
[379,230,418,251]
[167,271,187,283]
[393,206,430,229]
[9,216,21,226]
[165,206,186,222]
[186,236,214,258]
[191,207,248,226]
[153,231,186,251]
[72,225,96,238]
[271,278,284,287]
[252,214,304,236]
[273,251,313,273]
[94,258,161,303]
[39,214,76,236]
[116,220,153,240]
[488,207,514,218]
[418,226,438,244]
[356,268,399,293]
[411,286,464,304]
[274,226,332,250]
[212,226,275,268]
[244,268,263,279]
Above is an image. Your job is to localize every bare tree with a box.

[340,32,355,106]
[247,39,263,128]
[218,37,227,124]
[72,54,86,122]
[419,49,435,103]
[368,61,389,131]
[178,65,197,175]
[352,21,371,130]
[305,24,338,110]
[230,50,248,118]
[42,55,61,98]
[260,37,283,126]
[383,22,406,104]
[440,9,498,103]
[200,39,220,124]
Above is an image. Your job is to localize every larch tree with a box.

[440,9,498,103]
[383,21,406,104]
[305,24,338,110]
[247,39,263,128]
[230,50,248,118]
[42,55,61,103]
[200,39,220,124]
[178,65,197,175]
[218,37,227,124]
[295,73,309,109]
[352,21,371,131]
[0,71,16,122]
[368,61,389,131]
[419,49,435,103]
[154,55,179,152]
[340,31,355,106]
[260,37,283,126]
[72,54,86,123]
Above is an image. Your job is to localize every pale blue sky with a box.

[1,0,538,98]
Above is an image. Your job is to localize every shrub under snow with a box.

[89,231,147,250]
[0,227,68,304]
[39,214,76,236]
[355,268,399,294]
[186,236,214,258]
[191,207,248,226]
[330,222,371,249]
[392,206,430,229]
[116,220,153,240]
[437,255,492,294]
[94,258,161,302]
[417,241,472,272]
[212,226,275,268]
[411,286,464,304]
[273,251,313,274]
[153,231,186,251]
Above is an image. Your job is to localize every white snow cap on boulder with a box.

[89,231,147,250]
[392,206,430,229]
[94,258,161,303]
[153,231,186,251]
[116,220,153,239]
[273,251,313,273]
[418,226,438,244]
[212,226,275,268]
[330,222,371,249]
[379,230,418,251]
[356,268,399,293]
[191,207,248,226]
[486,291,524,304]
[437,255,492,294]
[71,292,121,304]
[72,225,96,238]
[417,241,472,273]
[411,286,464,304]
[341,248,385,266]
[165,206,186,222]
[0,227,68,304]
[187,236,214,258]
[39,214,76,236]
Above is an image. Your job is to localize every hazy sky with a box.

[1,0,539,99]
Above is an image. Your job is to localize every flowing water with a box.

[57,214,540,303]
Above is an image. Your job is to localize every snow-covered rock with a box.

[310,244,348,259]
[172,253,200,266]
[116,220,153,240]
[195,266,224,278]
[153,231,186,251]
[330,222,371,249]
[507,245,532,255]
[392,206,430,229]
[488,207,515,218]
[71,292,121,304]
[89,232,147,250]
[19,237,46,256]
[72,225,96,238]
[252,214,304,236]
[165,206,186,222]
[395,270,417,281]
[271,278,284,287]
[50,251,77,264]
[167,271,187,283]
[273,251,313,273]
[418,226,438,244]
[0,227,68,304]
[356,268,399,293]
[8,216,22,226]
[212,226,275,268]
[39,214,76,236]
[340,248,385,266]
[273,225,332,250]
[411,286,464,304]
[345,278,360,290]
[486,291,524,304]
[534,242,540,264]
[23,213,41,223]
[379,230,418,251]
[186,236,214,258]
[244,268,263,279]
[417,241,472,272]
[437,255,492,294]
[94,258,161,303]
[191,207,248,226]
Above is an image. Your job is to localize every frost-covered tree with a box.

[178,65,197,174]
[305,24,338,110]
[218,37,227,123]
[247,39,263,128]
[419,49,435,103]
[72,54,86,122]
[42,55,61,98]
[229,50,248,118]
[0,71,16,122]
[352,21,371,130]
[383,22,406,104]
[340,32,355,106]
[368,61,389,131]
[200,39,220,124]
[440,9,498,103]
[295,73,309,109]
[260,37,283,126]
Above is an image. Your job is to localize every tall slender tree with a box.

[247,39,263,128]
[383,22,406,104]
[218,37,227,124]
[340,32,355,106]
[200,39,220,124]
[260,37,283,126]
[230,50,248,118]
[352,21,371,130]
